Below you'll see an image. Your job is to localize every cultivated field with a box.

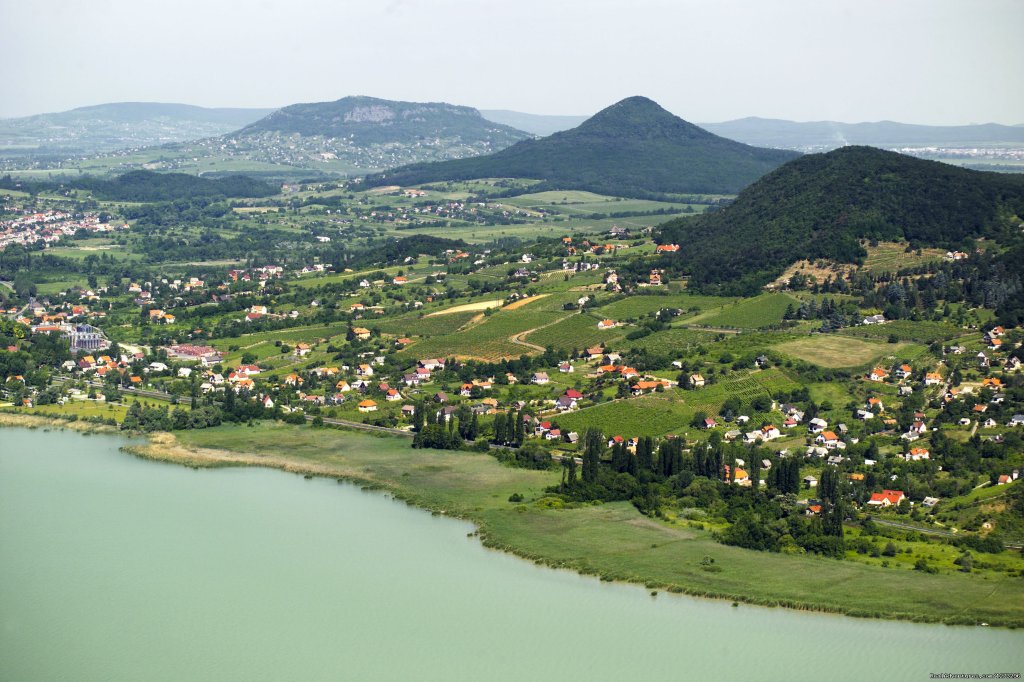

[425,299,504,316]
[774,335,911,368]
[524,313,625,353]
[862,242,946,274]
[597,293,736,320]
[685,292,798,329]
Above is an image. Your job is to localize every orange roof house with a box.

[867,490,905,507]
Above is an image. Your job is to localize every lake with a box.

[1,427,1021,681]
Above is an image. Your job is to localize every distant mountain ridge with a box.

[658,146,1024,294]
[3,96,534,179]
[0,102,275,158]
[238,96,529,147]
[700,117,1024,151]
[366,96,800,197]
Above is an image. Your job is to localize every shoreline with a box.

[4,414,1023,629]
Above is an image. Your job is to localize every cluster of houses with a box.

[227,265,284,282]
[0,209,125,250]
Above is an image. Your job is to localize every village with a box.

[0,207,126,250]
[2,174,1022,581]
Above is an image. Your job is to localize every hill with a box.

[238,96,528,148]
[364,96,800,197]
[0,102,275,158]
[16,97,533,180]
[658,146,1024,294]
[479,110,589,136]
[701,117,1024,151]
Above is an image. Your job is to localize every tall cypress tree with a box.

[413,401,425,432]
[637,436,653,472]
[582,428,602,483]
[514,408,526,446]
[493,412,506,444]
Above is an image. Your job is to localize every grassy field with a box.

[774,335,912,369]
[500,190,701,218]
[162,422,1024,626]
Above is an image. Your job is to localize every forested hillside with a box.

[1,170,278,201]
[659,146,1024,294]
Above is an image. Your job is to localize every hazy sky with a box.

[1,0,1022,124]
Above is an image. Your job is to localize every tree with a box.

[413,401,425,432]
[563,456,578,489]
[581,428,603,483]
[493,411,507,444]
[637,436,654,472]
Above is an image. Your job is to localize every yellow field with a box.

[502,294,549,311]
[425,299,505,317]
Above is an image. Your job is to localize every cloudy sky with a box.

[1,0,1021,124]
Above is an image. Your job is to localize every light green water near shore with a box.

[1,428,1022,681]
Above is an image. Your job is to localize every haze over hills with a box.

[658,145,1024,294]
[479,110,589,137]
[0,102,275,159]
[701,117,1024,151]
[366,96,801,197]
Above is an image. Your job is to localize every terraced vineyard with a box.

[369,310,480,337]
[684,292,799,329]
[394,296,578,360]
[524,312,625,353]
[683,369,801,418]
[621,327,718,355]
[594,293,736,320]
